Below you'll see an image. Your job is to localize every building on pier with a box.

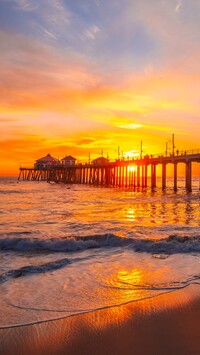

[61,155,76,166]
[34,154,60,169]
[92,157,109,165]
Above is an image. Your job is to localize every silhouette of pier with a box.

[18,149,200,192]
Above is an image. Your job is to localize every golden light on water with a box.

[104,267,146,301]
[103,265,175,304]
[126,207,136,221]
[116,269,143,286]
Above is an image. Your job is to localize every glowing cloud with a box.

[0,0,200,174]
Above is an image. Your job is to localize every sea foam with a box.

[0,234,200,254]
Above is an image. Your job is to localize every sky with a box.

[0,0,200,175]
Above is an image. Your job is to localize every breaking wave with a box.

[0,258,72,284]
[0,233,200,254]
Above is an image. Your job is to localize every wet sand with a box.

[0,284,200,355]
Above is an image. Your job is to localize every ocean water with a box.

[0,176,200,328]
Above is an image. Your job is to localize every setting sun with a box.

[128,166,137,173]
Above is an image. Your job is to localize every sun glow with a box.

[128,166,136,172]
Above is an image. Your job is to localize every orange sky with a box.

[0,0,200,175]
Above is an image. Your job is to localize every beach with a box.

[1,284,199,355]
[0,178,200,355]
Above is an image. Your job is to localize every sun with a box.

[128,166,136,172]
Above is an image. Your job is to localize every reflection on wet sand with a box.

[0,285,199,355]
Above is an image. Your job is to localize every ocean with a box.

[0,176,200,329]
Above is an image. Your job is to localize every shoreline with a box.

[0,284,200,355]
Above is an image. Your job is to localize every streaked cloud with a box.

[117,123,142,130]
[175,0,182,13]
[43,29,57,40]
[10,0,38,12]
[84,25,100,40]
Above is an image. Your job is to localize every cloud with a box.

[10,0,38,12]
[117,123,142,130]
[77,138,96,145]
[1,0,200,175]
[0,31,105,112]
[1,28,200,127]
[42,29,57,40]
[4,0,71,42]
[175,0,182,13]
[84,25,100,40]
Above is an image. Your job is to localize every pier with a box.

[18,150,200,192]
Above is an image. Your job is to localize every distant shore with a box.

[0,284,199,355]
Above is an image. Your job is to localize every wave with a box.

[0,257,71,284]
[0,233,200,254]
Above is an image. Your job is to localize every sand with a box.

[0,284,200,355]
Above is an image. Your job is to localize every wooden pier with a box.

[18,151,200,192]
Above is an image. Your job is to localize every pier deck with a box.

[18,151,200,192]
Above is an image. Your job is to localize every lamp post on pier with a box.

[172,133,175,158]
[140,141,143,159]
[165,142,168,157]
